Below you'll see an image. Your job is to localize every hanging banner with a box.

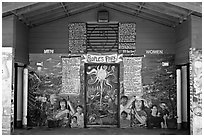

[61,57,81,95]
[123,57,143,96]
[82,54,122,63]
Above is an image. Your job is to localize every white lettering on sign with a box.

[82,54,122,63]
[146,50,163,54]
[44,49,54,54]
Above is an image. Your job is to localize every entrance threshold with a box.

[86,125,118,128]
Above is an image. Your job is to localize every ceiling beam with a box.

[131,2,181,19]
[168,2,202,13]
[111,3,177,24]
[30,3,100,23]
[2,2,36,13]
[11,2,59,15]
[104,3,174,27]
[32,3,101,27]
[60,2,69,17]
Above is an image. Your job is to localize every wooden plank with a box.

[168,2,202,13]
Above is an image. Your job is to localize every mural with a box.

[119,55,176,129]
[189,48,202,135]
[2,47,13,134]
[85,64,119,127]
[28,54,84,128]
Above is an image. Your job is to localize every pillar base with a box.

[177,123,182,130]
[16,120,22,128]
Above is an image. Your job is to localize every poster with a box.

[123,57,143,96]
[61,57,81,95]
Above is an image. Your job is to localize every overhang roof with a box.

[2,2,202,28]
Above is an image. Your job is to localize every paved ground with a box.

[13,127,189,135]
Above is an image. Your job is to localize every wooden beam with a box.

[104,3,174,27]
[168,2,202,13]
[111,3,177,25]
[2,2,36,13]
[60,2,69,17]
[11,2,59,15]
[32,3,101,27]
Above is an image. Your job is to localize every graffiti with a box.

[189,48,202,135]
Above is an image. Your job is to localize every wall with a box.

[2,15,29,64]
[29,7,176,54]
[191,15,202,49]
[175,18,191,65]
[14,17,29,64]
[2,15,15,47]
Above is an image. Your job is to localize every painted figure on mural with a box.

[147,105,165,128]
[70,116,79,128]
[130,96,147,128]
[120,95,135,120]
[73,105,84,128]
[54,99,75,127]
[120,111,131,128]
[158,102,169,128]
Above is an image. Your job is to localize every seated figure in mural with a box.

[120,95,135,120]
[70,116,79,128]
[147,105,165,128]
[158,103,169,128]
[120,111,131,128]
[55,99,75,127]
[130,96,147,128]
[73,105,84,128]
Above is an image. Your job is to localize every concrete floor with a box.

[13,127,189,135]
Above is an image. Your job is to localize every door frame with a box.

[84,63,120,128]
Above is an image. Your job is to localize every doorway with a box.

[84,63,120,127]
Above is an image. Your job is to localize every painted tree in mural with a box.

[86,64,119,126]
[142,55,177,118]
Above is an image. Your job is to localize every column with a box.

[176,69,182,129]
[181,66,188,128]
[22,68,28,127]
[17,66,23,128]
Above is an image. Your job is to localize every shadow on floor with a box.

[13,127,189,135]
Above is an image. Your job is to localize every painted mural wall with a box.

[189,48,202,135]
[2,47,14,134]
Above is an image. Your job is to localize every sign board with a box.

[123,57,143,96]
[146,50,164,54]
[61,57,81,95]
[82,54,122,63]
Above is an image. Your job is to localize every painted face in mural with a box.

[60,101,66,110]
[151,105,158,116]
[135,99,143,110]
[121,96,128,106]
[76,106,83,114]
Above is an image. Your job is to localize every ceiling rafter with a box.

[12,2,59,16]
[60,2,69,17]
[167,2,202,14]
[111,2,177,25]
[22,3,63,19]
[104,3,174,27]
[131,2,180,20]
[136,2,145,15]
[11,11,34,27]
[32,3,101,28]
